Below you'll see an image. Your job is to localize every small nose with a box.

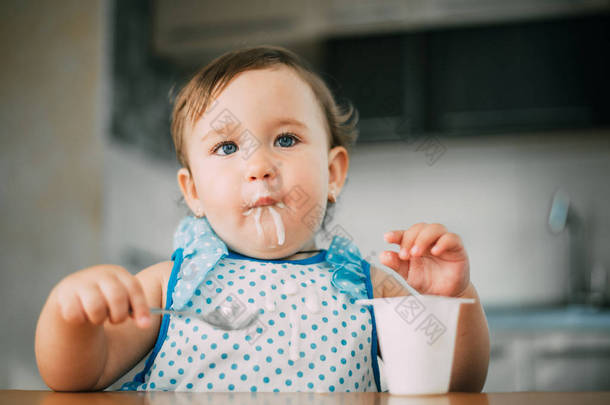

[245,154,277,182]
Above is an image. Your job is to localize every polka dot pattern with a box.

[123,235,376,392]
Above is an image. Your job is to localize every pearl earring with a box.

[329,185,337,203]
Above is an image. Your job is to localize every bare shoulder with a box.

[136,259,173,280]
[135,260,174,309]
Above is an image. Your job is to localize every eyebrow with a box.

[200,121,239,142]
[200,117,308,141]
[272,117,308,130]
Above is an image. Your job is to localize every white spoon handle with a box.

[378,266,420,296]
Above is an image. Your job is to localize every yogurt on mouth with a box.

[243,202,286,246]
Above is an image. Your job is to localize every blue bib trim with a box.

[362,259,381,392]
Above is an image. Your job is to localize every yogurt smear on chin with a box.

[242,202,286,246]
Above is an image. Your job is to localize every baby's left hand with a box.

[380,223,470,297]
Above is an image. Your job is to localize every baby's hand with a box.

[380,223,470,297]
[54,265,151,329]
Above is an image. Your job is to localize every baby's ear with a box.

[177,167,201,211]
[328,146,349,192]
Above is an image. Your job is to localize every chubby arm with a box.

[449,282,490,392]
[35,261,171,391]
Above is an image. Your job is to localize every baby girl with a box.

[35,45,489,392]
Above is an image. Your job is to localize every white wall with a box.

[102,142,185,268]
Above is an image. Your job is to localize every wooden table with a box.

[1,391,609,405]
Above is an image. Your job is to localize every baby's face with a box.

[179,66,345,259]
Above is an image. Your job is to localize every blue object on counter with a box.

[485,305,610,331]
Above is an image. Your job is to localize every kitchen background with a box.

[1,0,609,391]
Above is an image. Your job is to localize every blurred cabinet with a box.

[485,330,610,392]
[325,13,610,142]
[153,0,610,66]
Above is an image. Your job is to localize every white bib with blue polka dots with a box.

[121,216,380,392]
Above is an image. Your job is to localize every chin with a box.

[250,242,295,258]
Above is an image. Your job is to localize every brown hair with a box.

[170,44,359,170]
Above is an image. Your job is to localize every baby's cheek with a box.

[285,182,327,231]
[197,171,236,205]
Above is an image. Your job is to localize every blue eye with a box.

[213,141,238,156]
[275,133,299,148]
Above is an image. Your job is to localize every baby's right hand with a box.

[54,265,151,329]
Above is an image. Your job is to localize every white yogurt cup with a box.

[357,295,475,395]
